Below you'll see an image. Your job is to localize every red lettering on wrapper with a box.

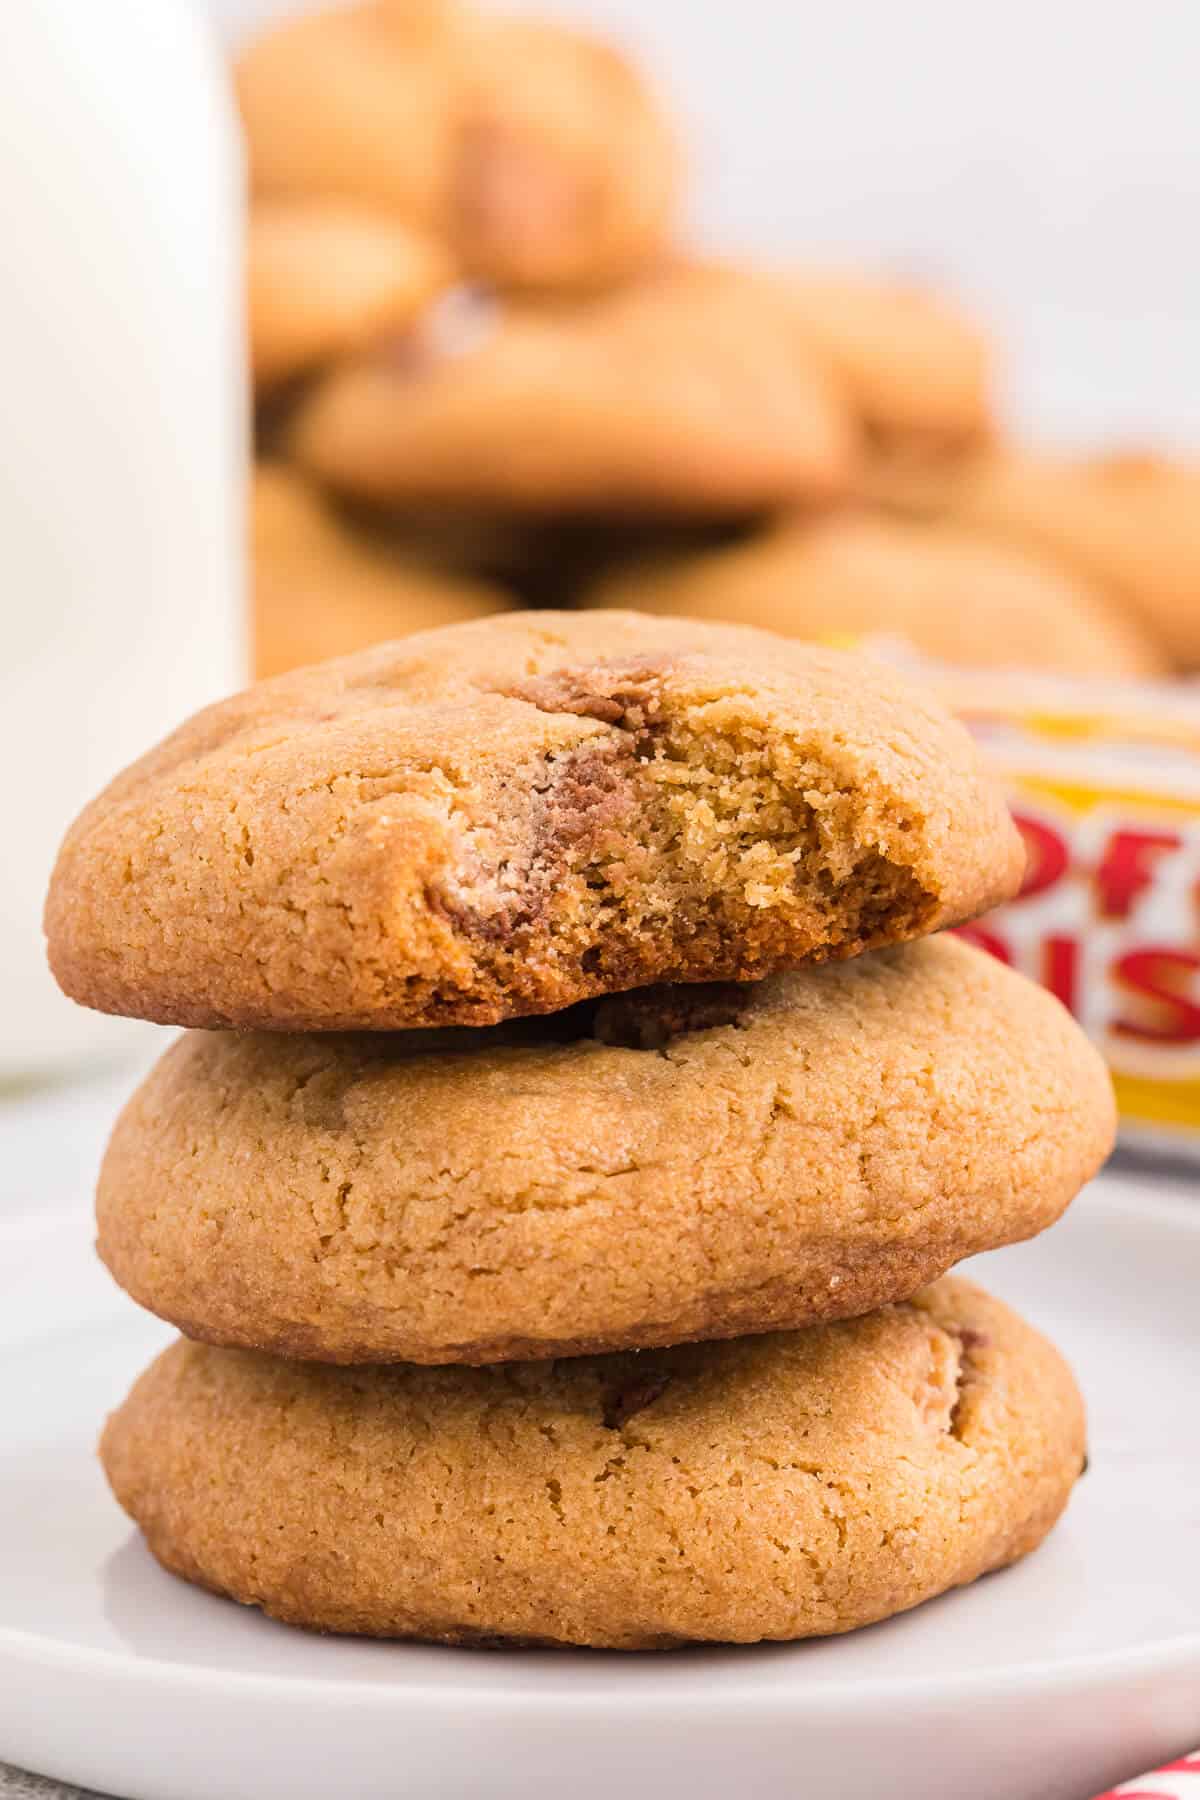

[1094,829,1182,920]
[1042,935,1080,1011]
[1112,947,1200,1044]
[1011,813,1069,901]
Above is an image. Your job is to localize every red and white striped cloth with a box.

[1092,1751,1200,1798]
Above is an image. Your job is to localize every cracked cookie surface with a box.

[100,1277,1087,1648]
[96,936,1115,1363]
[46,610,1023,1031]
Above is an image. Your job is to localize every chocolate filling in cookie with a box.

[411,655,934,1018]
[46,613,1020,1030]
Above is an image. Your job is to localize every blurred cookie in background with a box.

[336,499,554,593]
[249,201,451,391]
[783,271,995,451]
[866,448,1200,669]
[287,266,856,515]
[236,4,487,246]
[450,12,679,289]
[251,463,511,678]
[587,509,1167,677]
[235,1,1189,692]
[235,0,678,292]
[344,506,747,609]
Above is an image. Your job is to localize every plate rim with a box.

[0,1616,1197,1718]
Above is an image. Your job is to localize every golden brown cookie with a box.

[235,2,479,241]
[247,202,450,391]
[784,271,994,448]
[97,935,1115,1365]
[46,610,1023,1032]
[588,509,1168,677]
[448,13,679,288]
[235,1,678,290]
[251,463,509,678]
[287,269,856,515]
[100,1278,1086,1648]
[865,447,1200,669]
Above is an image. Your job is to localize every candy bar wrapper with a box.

[873,648,1200,1161]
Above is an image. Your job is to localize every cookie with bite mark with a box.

[46,610,1023,1031]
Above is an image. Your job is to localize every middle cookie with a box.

[97,935,1115,1365]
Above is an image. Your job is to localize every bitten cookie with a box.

[865,447,1200,669]
[587,510,1168,678]
[46,610,1023,1031]
[100,1278,1087,1649]
[784,271,994,448]
[97,936,1115,1364]
[251,464,510,679]
[287,269,855,515]
[235,0,678,290]
[248,202,450,391]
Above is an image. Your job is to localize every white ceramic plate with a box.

[1,1175,1198,1800]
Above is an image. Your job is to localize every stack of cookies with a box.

[46,612,1116,1649]
[239,1,1195,685]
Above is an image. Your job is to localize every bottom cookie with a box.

[100,1278,1085,1651]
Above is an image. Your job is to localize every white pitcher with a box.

[0,0,246,1079]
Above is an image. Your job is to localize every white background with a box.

[210,0,1200,449]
